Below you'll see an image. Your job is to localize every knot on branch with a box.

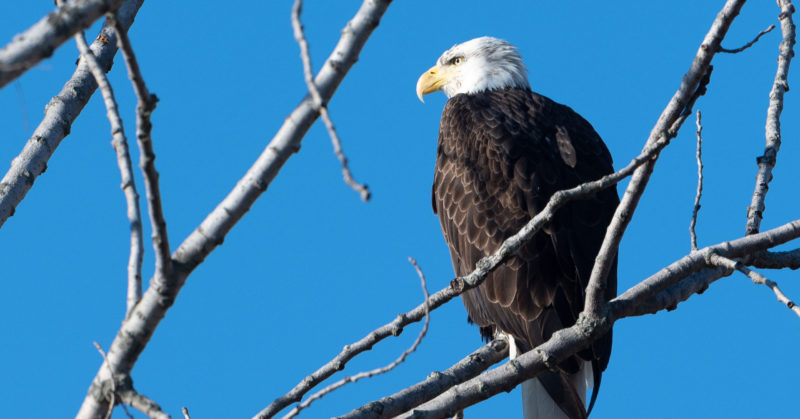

[534,348,555,371]
[449,277,465,292]
[575,312,606,339]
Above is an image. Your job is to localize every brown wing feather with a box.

[432,88,619,403]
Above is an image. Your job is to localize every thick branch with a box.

[746,249,800,269]
[0,0,145,230]
[75,1,392,418]
[0,0,127,88]
[584,0,747,316]
[745,0,796,235]
[337,338,509,419]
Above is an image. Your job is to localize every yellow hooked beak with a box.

[416,65,450,103]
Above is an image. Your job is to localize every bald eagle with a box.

[416,37,618,419]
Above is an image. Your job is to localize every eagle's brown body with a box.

[432,87,619,418]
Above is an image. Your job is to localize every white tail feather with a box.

[504,331,593,419]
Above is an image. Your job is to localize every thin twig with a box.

[706,253,800,318]
[337,338,509,419]
[690,110,705,251]
[110,16,172,281]
[291,0,371,201]
[182,407,191,419]
[64,2,143,319]
[583,0,742,317]
[719,24,776,53]
[745,1,796,235]
[92,342,117,419]
[279,258,431,419]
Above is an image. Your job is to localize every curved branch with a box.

[745,0,796,235]
[0,0,146,230]
[0,0,127,89]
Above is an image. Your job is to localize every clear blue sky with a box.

[0,1,797,418]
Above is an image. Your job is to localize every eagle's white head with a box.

[416,36,530,102]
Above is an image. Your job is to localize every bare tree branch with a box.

[337,338,509,419]
[76,1,393,417]
[278,258,431,419]
[182,407,191,419]
[92,342,117,419]
[745,0,796,235]
[707,253,800,318]
[117,388,170,419]
[719,24,776,53]
[109,16,172,281]
[66,7,144,319]
[0,0,145,230]
[690,110,705,251]
[583,0,747,317]
[291,0,371,201]
[746,249,800,269]
[0,0,128,88]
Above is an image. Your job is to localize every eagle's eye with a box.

[449,56,464,66]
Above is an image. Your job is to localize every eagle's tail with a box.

[507,333,592,419]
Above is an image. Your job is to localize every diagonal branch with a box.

[291,0,371,201]
[583,0,748,317]
[110,16,172,281]
[745,0,796,235]
[0,0,146,230]
[0,0,128,89]
[75,1,393,418]
[277,258,431,419]
[337,338,509,419]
